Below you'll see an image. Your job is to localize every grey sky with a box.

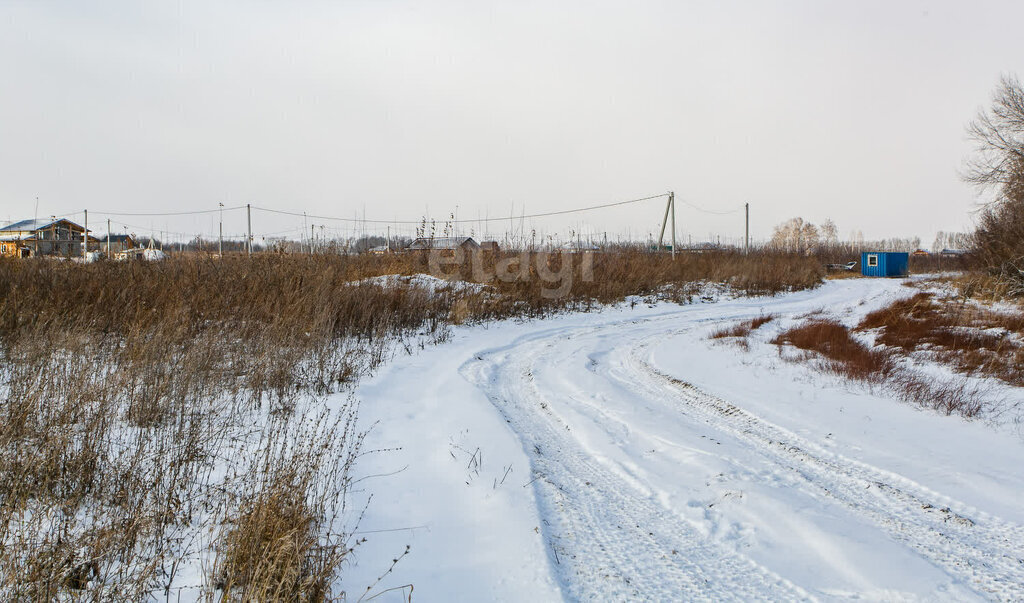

[1,1,1021,245]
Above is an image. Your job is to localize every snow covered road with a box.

[343,279,1024,601]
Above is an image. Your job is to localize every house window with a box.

[867,254,878,267]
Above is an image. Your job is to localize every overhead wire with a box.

[35,192,746,241]
[88,205,248,217]
[250,193,673,225]
[49,193,742,224]
[675,197,744,215]
[106,219,246,240]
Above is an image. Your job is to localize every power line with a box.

[49,193,739,224]
[106,219,246,240]
[675,197,744,215]
[87,205,248,217]
[250,193,672,225]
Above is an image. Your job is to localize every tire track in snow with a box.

[461,285,1024,600]
[462,331,811,602]
[614,336,1024,601]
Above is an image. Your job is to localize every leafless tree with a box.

[770,217,820,254]
[820,219,839,249]
[965,74,1024,293]
[964,74,1024,191]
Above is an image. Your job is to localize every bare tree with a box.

[770,217,820,254]
[965,74,1024,293]
[964,74,1024,191]
[820,219,838,249]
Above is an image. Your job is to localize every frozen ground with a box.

[341,278,1024,601]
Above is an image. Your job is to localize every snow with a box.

[356,273,490,294]
[340,277,1024,601]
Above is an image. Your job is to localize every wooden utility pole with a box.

[83,209,88,258]
[659,192,675,259]
[744,203,749,255]
[246,204,252,255]
[656,192,677,259]
[106,218,111,256]
[670,192,676,260]
[657,194,671,250]
[218,202,224,258]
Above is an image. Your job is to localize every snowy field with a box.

[342,277,1024,601]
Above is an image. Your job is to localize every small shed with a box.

[861,251,908,277]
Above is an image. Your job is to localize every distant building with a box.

[0,218,98,258]
[98,233,138,255]
[406,236,480,252]
[116,238,165,261]
[861,251,909,277]
[115,248,146,261]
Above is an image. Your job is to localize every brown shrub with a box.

[858,292,1024,386]
[774,319,989,418]
[710,314,775,339]
[773,319,896,380]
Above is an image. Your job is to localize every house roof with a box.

[99,234,135,243]
[0,233,35,242]
[407,236,480,250]
[0,218,86,233]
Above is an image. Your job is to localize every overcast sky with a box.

[1,1,1022,245]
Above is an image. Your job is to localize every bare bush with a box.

[773,319,989,418]
[709,315,775,340]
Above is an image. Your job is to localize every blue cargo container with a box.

[861,251,908,277]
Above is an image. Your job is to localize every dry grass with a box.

[858,292,1024,387]
[0,249,821,598]
[772,319,896,381]
[773,318,990,418]
[710,314,776,340]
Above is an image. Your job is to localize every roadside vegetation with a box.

[763,75,1024,420]
[859,292,1024,387]
[771,318,988,419]
[0,248,820,599]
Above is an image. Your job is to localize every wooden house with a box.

[0,218,99,258]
